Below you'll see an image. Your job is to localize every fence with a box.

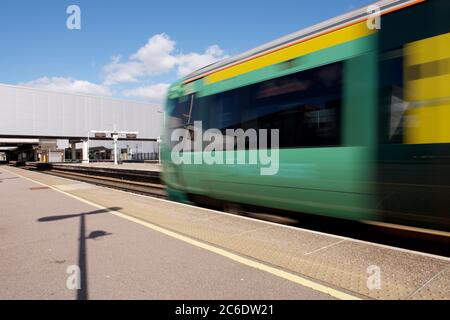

[129,153,159,161]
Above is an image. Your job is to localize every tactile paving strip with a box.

[6,166,450,300]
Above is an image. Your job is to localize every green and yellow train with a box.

[162,0,450,231]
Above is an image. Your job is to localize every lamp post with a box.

[89,129,138,166]
[112,132,119,165]
[157,136,162,163]
[157,110,166,164]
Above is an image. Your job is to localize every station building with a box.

[0,83,163,163]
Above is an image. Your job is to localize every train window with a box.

[247,63,342,148]
[167,94,196,152]
[207,90,243,131]
[204,62,343,149]
[169,94,194,129]
[379,53,409,144]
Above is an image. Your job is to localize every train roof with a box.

[182,0,424,84]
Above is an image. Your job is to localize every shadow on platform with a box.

[38,207,121,300]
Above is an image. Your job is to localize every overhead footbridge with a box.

[0,84,163,162]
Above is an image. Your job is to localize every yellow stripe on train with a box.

[404,32,450,145]
[205,21,376,85]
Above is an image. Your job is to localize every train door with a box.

[165,93,213,199]
[377,0,450,230]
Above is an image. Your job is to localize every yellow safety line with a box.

[1,167,361,300]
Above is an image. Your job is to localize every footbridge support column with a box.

[82,139,89,164]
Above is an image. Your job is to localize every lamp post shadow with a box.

[38,207,121,300]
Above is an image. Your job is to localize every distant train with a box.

[162,0,450,231]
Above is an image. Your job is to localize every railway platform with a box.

[0,165,449,300]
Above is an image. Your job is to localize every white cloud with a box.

[19,34,228,103]
[176,45,229,77]
[20,77,111,96]
[102,57,146,85]
[123,83,170,103]
[102,33,227,85]
[131,34,178,74]
[103,34,177,85]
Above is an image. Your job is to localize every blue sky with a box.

[0,0,374,102]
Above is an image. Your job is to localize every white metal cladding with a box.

[0,84,162,140]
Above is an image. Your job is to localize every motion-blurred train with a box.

[162,0,450,232]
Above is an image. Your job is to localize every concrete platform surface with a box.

[1,165,449,300]
[0,166,330,300]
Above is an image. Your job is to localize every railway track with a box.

[22,163,167,199]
